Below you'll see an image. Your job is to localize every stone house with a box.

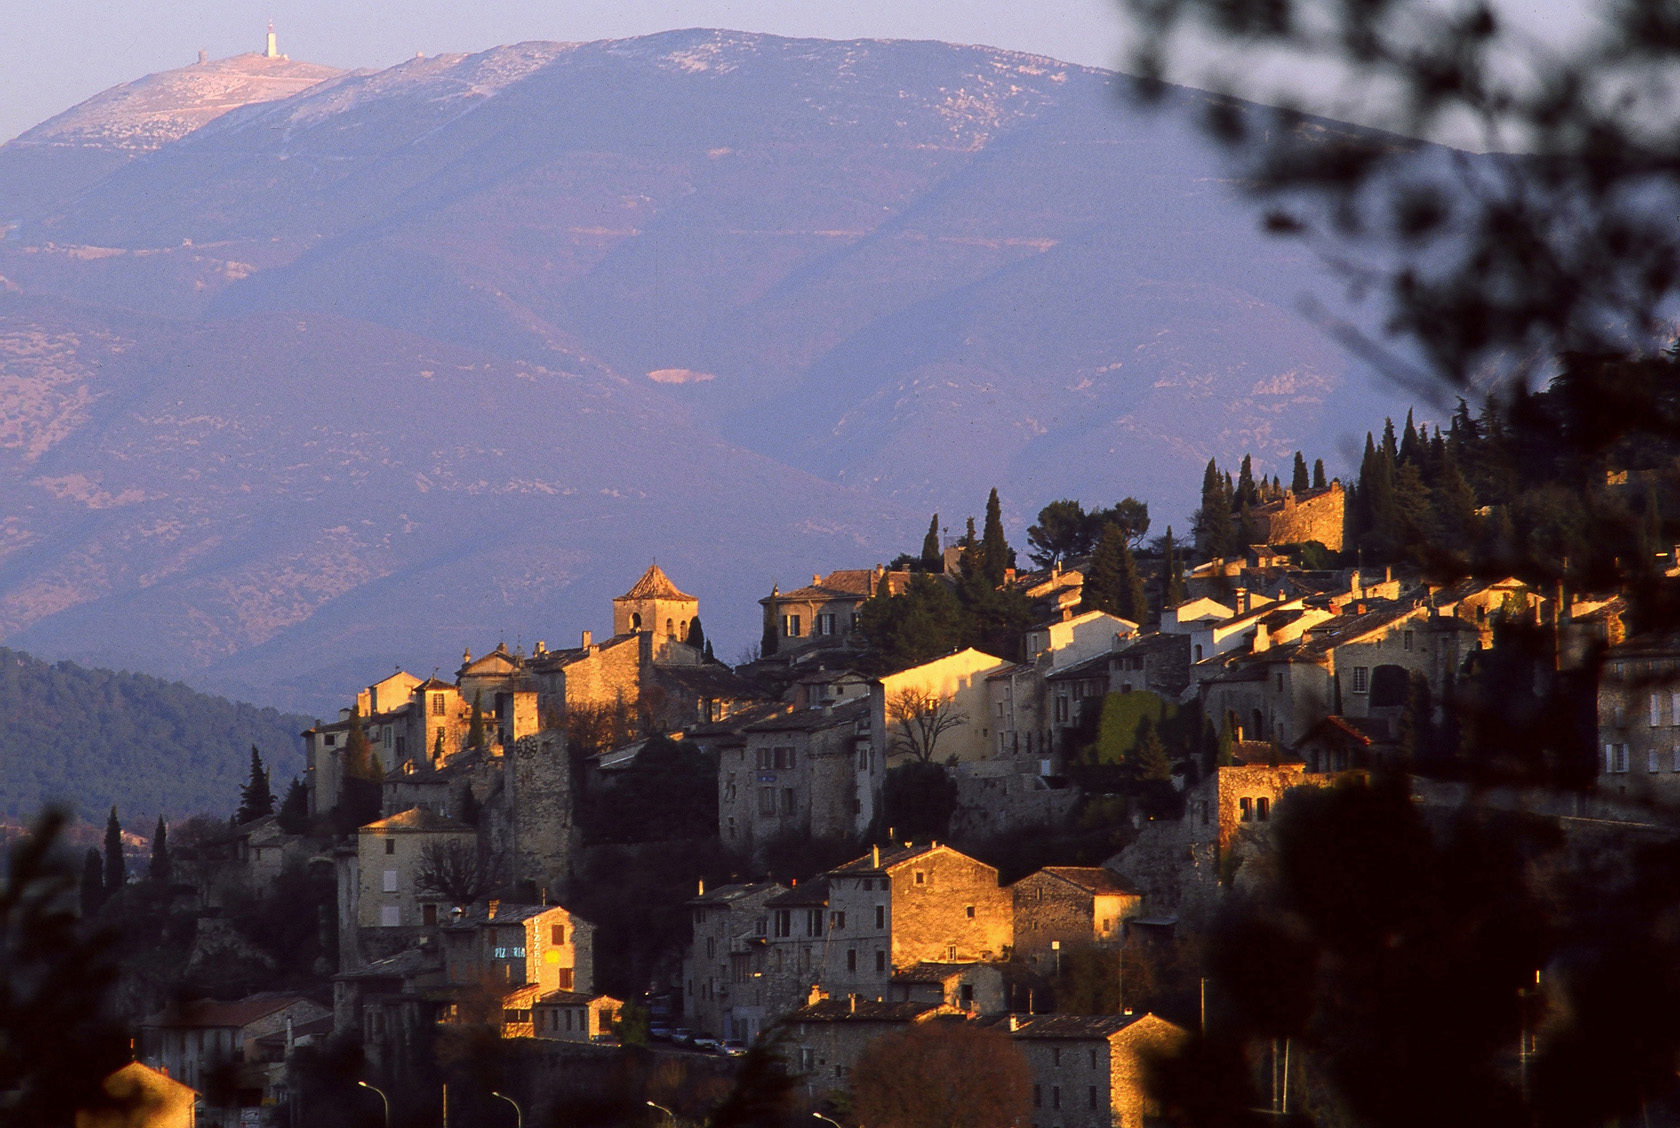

[887,961,1006,1014]
[760,568,912,659]
[873,648,1013,767]
[77,1062,198,1128]
[682,881,787,1041]
[1311,604,1479,725]
[718,698,876,856]
[1597,630,1680,803]
[440,901,593,994]
[1045,654,1112,755]
[139,995,329,1120]
[987,662,1051,764]
[613,562,700,642]
[1025,610,1139,667]
[1249,480,1345,551]
[781,997,944,1092]
[1010,867,1142,971]
[1185,762,1324,854]
[353,807,478,933]
[532,990,624,1043]
[1001,1012,1189,1128]
[822,844,1014,1003]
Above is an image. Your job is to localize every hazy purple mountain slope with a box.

[0,31,1423,709]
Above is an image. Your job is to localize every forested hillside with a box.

[0,647,312,823]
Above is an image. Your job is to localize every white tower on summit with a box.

[266,21,279,58]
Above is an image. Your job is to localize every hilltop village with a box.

[72,384,1680,1126]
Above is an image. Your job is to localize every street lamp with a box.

[648,1099,676,1123]
[813,1113,844,1128]
[491,1090,524,1128]
[357,1081,389,1128]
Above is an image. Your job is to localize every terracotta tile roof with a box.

[360,807,473,833]
[890,962,983,984]
[744,697,869,733]
[440,902,574,928]
[766,879,830,908]
[536,990,621,1006]
[143,994,320,1031]
[1033,866,1139,896]
[687,881,785,907]
[617,564,695,602]
[998,1013,1145,1039]
[787,999,938,1023]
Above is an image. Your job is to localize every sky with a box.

[0,0,1600,146]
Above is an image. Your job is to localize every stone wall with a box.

[888,849,1013,965]
[505,733,579,894]
[1254,482,1345,551]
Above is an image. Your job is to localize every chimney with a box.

[808,985,827,1006]
[872,844,880,868]
[698,879,705,896]
[1009,1014,1021,1032]
[487,899,500,919]
[849,994,858,1013]
[814,574,821,586]
[198,49,207,64]
[581,630,592,648]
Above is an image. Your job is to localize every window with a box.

[324,733,337,748]
[960,983,974,1008]
[776,910,792,938]
[1239,798,1253,821]
[1053,1048,1062,1066]
[1655,694,1665,727]
[914,871,926,885]
[817,613,837,635]
[726,817,736,839]
[1089,1087,1099,1109]
[383,868,399,892]
[1403,630,1414,651]
[1606,743,1630,774]
[830,911,846,931]
[1052,1086,1061,1110]
[1055,696,1069,723]
[808,910,823,937]
[1257,797,1270,821]
[557,968,574,990]
[876,950,887,972]
[783,615,802,638]
[966,905,975,918]
[847,949,857,972]
[385,838,396,855]
[552,924,566,945]
[875,905,885,929]
[1090,1050,1098,1069]
[423,903,438,926]
[433,693,445,716]
[781,788,796,815]
[1352,667,1370,693]
[395,736,406,758]
[759,788,777,816]
[1034,1086,1043,1110]
[381,905,400,927]
[1652,750,1662,773]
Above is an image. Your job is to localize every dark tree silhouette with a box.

[101,806,125,894]
[147,815,170,884]
[412,838,503,904]
[236,745,274,824]
[851,1021,1031,1128]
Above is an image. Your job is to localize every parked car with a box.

[717,1040,748,1057]
[649,1023,673,1041]
[670,1028,693,1046]
[591,1033,618,1046]
[691,1035,721,1052]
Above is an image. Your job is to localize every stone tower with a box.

[612,563,699,642]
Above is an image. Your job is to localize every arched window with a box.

[631,612,642,631]
[667,618,675,638]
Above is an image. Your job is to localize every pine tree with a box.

[237,745,274,823]
[921,513,943,572]
[277,777,310,834]
[1313,459,1328,489]
[1292,451,1311,493]
[980,488,1012,586]
[1399,408,1424,467]
[102,807,125,894]
[148,816,171,884]
[80,848,104,917]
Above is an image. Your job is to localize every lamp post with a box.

[813,1113,844,1128]
[357,1081,389,1128]
[491,1090,524,1128]
[647,1100,676,1124]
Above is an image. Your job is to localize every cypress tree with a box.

[1399,408,1424,467]
[459,785,481,827]
[148,816,171,884]
[704,640,716,663]
[1313,459,1328,489]
[762,588,780,658]
[80,848,104,917]
[467,691,486,750]
[687,616,706,654]
[1292,452,1310,493]
[1159,526,1188,611]
[237,745,274,823]
[1082,524,1148,623]
[1133,717,1174,782]
[1198,459,1236,560]
[1237,455,1258,507]
[277,777,310,834]
[981,488,1012,586]
[920,514,943,572]
[103,806,125,893]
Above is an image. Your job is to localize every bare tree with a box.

[851,1021,1031,1128]
[886,688,969,764]
[412,839,504,905]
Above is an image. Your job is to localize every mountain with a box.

[0,646,312,824]
[0,31,1419,711]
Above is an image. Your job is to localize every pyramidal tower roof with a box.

[616,563,695,602]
